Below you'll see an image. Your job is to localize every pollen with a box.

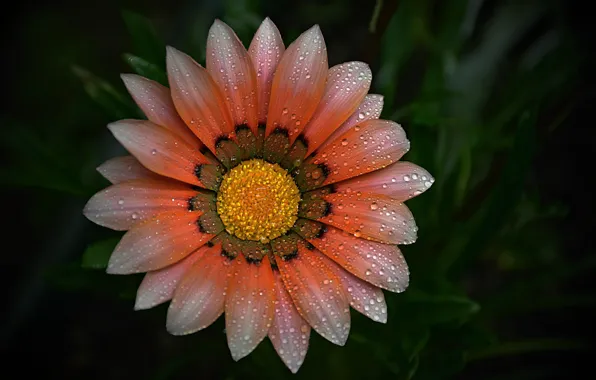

[217,159,301,243]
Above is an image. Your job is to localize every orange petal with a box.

[302,62,372,156]
[107,209,215,274]
[320,253,387,323]
[295,119,409,191]
[96,155,162,184]
[318,94,384,152]
[207,20,258,134]
[121,74,203,147]
[265,25,328,144]
[269,270,310,373]
[277,244,350,346]
[319,192,417,244]
[84,178,196,231]
[333,161,434,201]
[108,120,211,186]
[225,255,275,361]
[248,17,285,124]
[166,46,235,154]
[166,244,233,335]
[134,247,204,310]
[297,222,409,293]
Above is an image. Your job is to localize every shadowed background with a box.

[2,0,595,379]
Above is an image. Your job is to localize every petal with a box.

[225,255,275,361]
[134,248,204,310]
[166,46,235,155]
[121,74,203,147]
[269,270,310,374]
[302,62,372,156]
[333,161,434,201]
[107,209,216,274]
[167,243,233,335]
[318,94,384,152]
[96,155,162,184]
[276,243,350,346]
[319,192,417,244]
[292,219,409,293]
[293,119,410,191]
[84,178,197,231]
[108,120,211,186]
[248,17,285,124]
[320,254,387,323]
[265,25,328,144]
[207,20,258,134]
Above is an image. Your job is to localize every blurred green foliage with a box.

[7,0,590,378]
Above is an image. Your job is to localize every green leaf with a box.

[46,261,141,297]
[466,339,589,362]
[72,65,139,119]
[123,53,168,86]
[376,0,421,110]
[449,108,538,276]
[81,237,120,269]
[122,10,166,68]
[402,290,480,325]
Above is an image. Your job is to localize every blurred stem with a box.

[454,145,471,207]
[466,339,588,362]
[369,0,384,33]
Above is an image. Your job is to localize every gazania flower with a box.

[84,17,433,373]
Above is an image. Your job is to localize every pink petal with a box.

[107,209,215,274]
[318,94,384,152]
[108,119,210,186]
[96,155,162,184]
[166,46,235,154]
[300,223,409,293]
[135,248,204,310]
[320,192,417,244]
[248,17,285,124]
[298,119,409,190]
[225,255,275,361]
[333,161,434,201]
[121,74,202,147]
[277,243,350,346]
[207,20,258,134]
[265,25,328,144]
[167,244,233,335]
[320,254,387,323]
[302,62,372,156]
[83,178,196,231]
[269,270,310,373]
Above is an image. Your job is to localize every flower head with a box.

[84,17,433,373]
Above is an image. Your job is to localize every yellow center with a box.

[216,159,300,243]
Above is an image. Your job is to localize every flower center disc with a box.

[216,159,301,243]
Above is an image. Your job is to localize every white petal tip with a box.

[133,298,156,311]
[211,19,227,29]
[120,73,138,82]
[260,17,276,29]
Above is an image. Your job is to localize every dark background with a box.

[2,0,595,379]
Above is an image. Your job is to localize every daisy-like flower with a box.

[84,18,433,373]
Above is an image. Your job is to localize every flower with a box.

[84,17,434,373]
